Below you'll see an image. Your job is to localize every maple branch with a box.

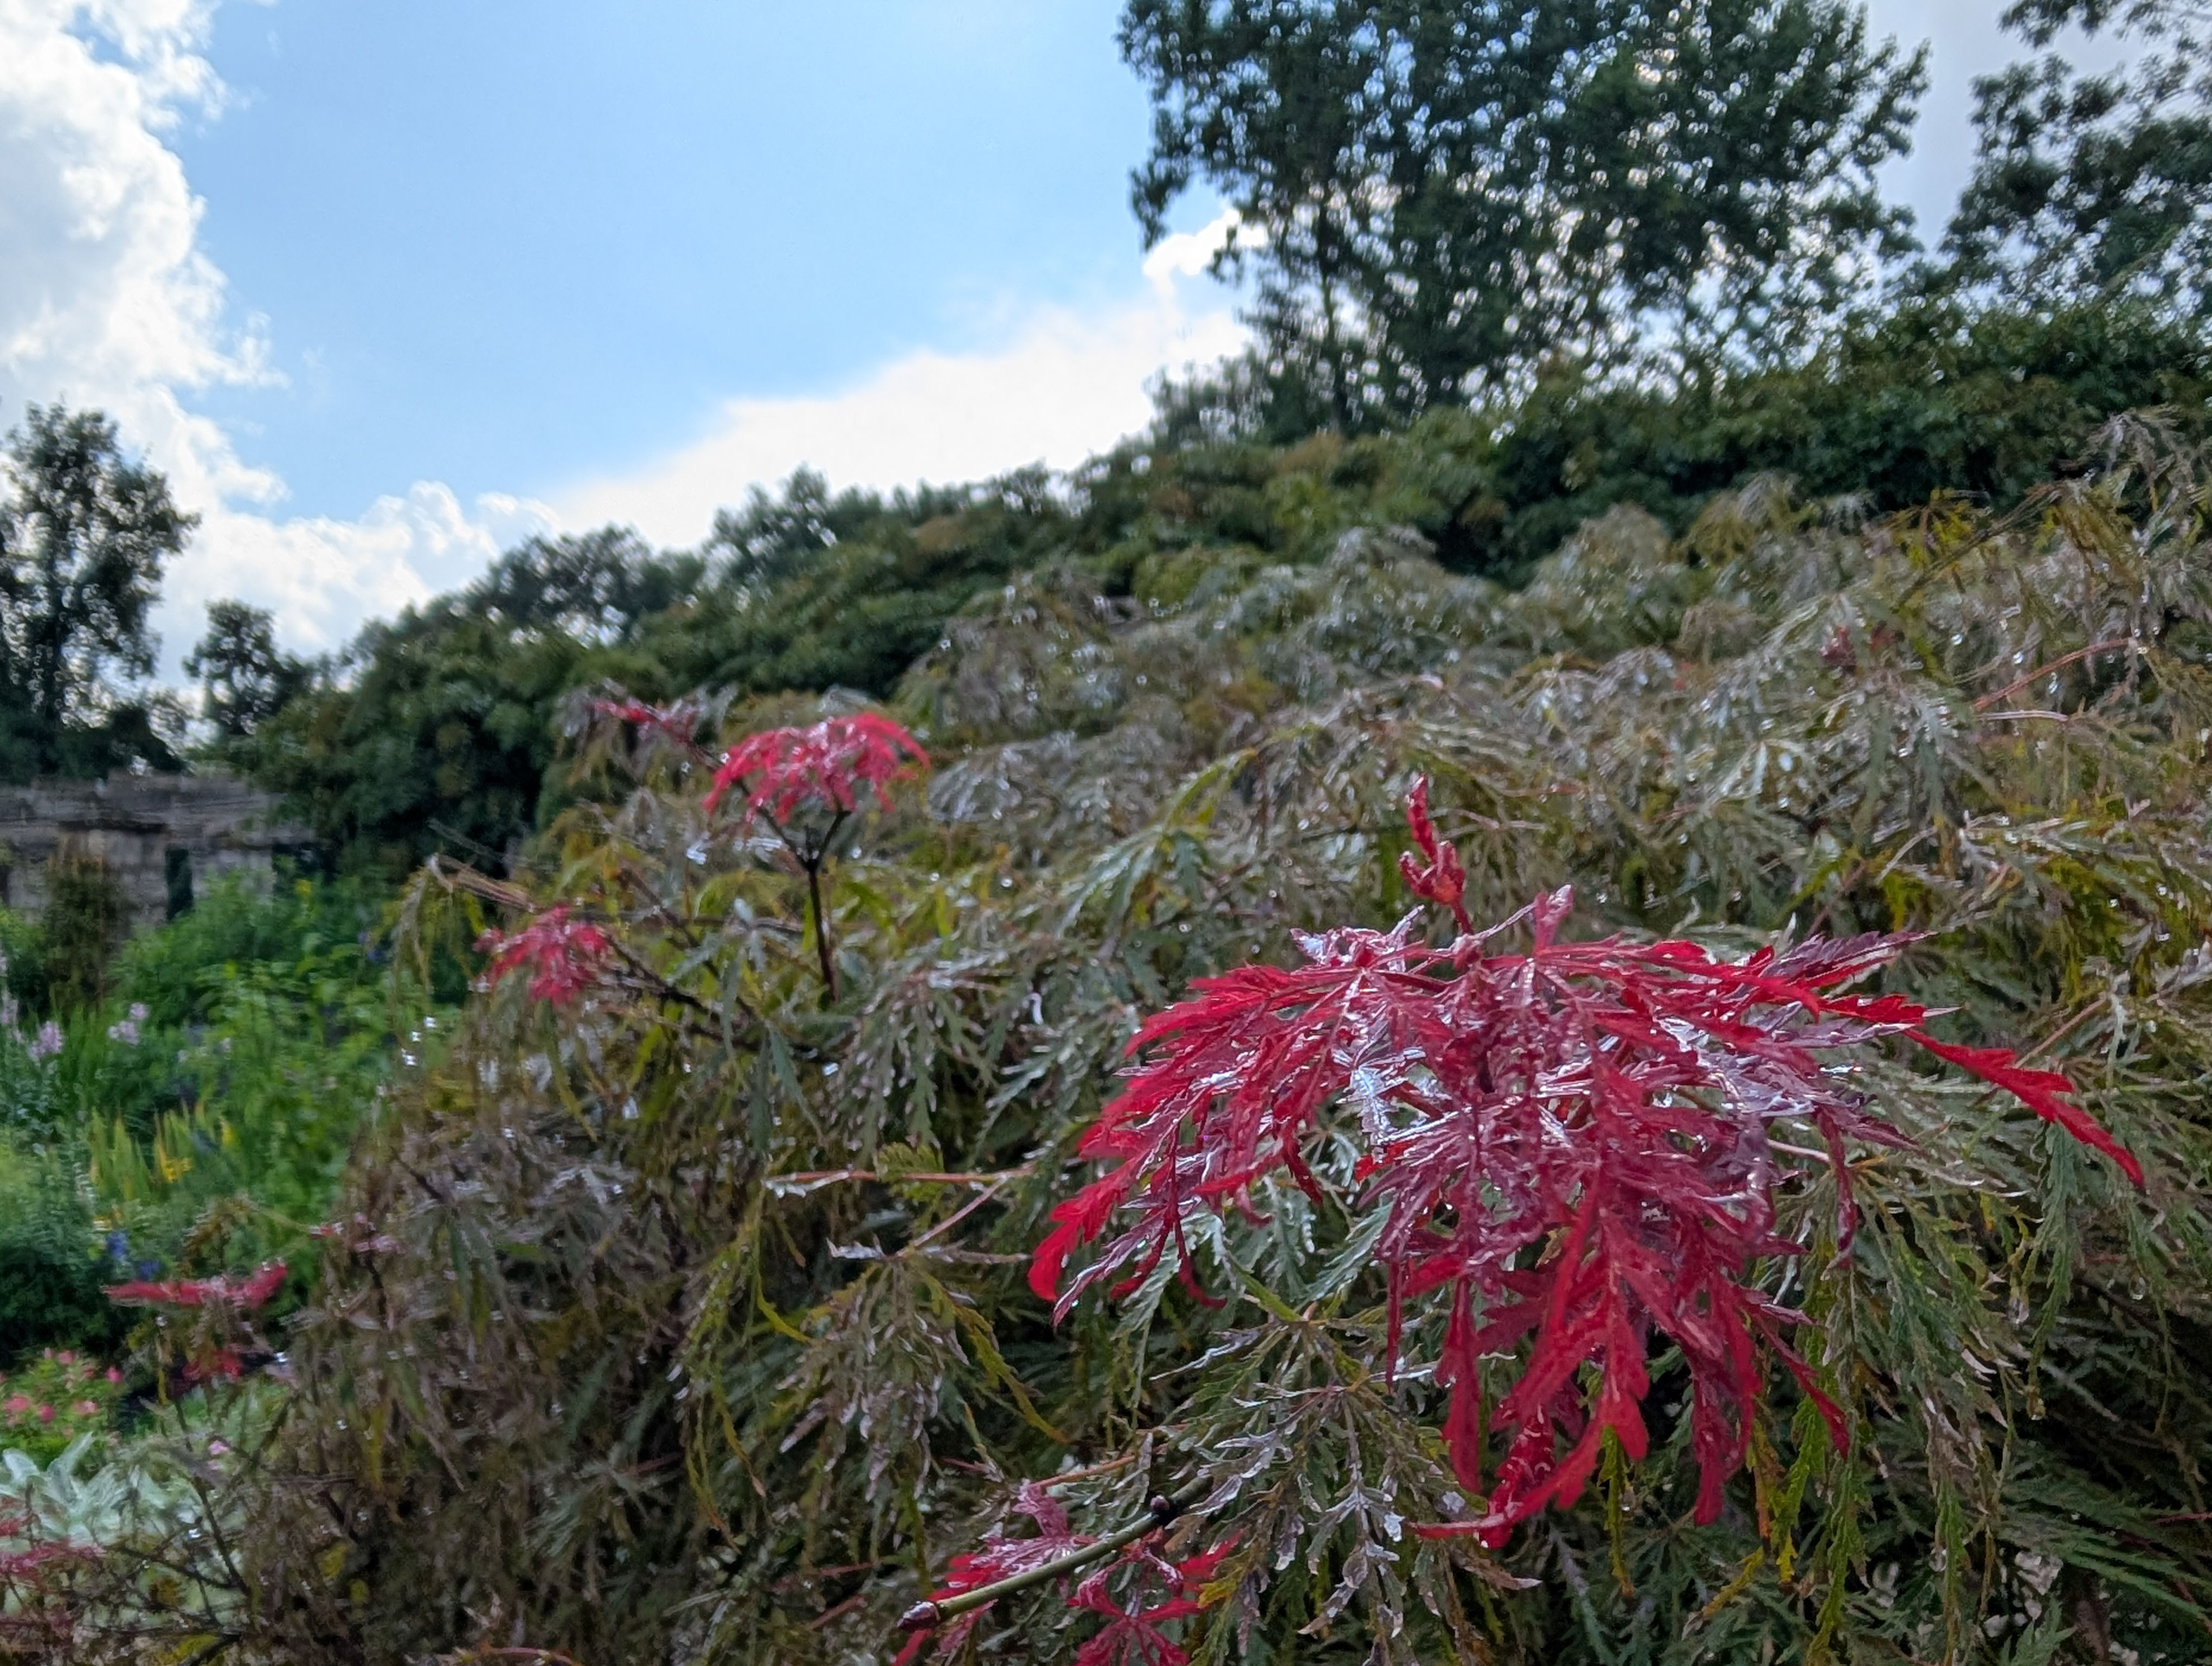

[1974,637,2139,711]
[766,1167,1031,1191]
[897,1477,1210,1638]
[807,858,837,999]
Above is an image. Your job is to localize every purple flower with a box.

[28,1021,63,1061]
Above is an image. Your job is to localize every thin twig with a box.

[766,1167,1031,1191]
[904,1174,1018,1253]
[1974,637,2139,712]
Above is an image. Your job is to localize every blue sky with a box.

[173,0,1170,519]
[0,0,2049,663]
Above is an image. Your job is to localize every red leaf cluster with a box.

[895,1482,1085,1663]
[703,713,928,822]
[1398,776,1469,930]
[1068,1537,1233,1666]
[1032,783,2141,1542]
[475,906,615,1006]
[897,1484,1225,1666]
[105,1260,287,1311]
[589,696,700,744]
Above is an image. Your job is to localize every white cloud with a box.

[1141,206,1260,295]
[558,286,1248,549]
[0,0,544,663]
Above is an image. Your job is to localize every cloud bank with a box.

[560,290,1246,547]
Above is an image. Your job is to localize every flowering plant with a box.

[0,1353,121,1469]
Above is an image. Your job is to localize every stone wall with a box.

[0,774,312,933]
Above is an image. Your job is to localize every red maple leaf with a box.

[1398,774,1470,930]
[896,1482,1088,1664]
[1031,780,2141,1543]
[703,713,928,823]
[589,697,700,744]
[475,906,616,1005]
[1069,1537,1235,1666]
[106,1260,287,1311]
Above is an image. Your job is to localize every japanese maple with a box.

[1030,781,2142,1545]
[588,695,700,745]
[475,906,615,1005]
[105,1260,287,1311]
[703,712,928,822]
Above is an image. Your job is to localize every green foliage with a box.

[0,405,193,780]
[113,418,2211,1666]
[236,308,2209,874]
[185,598,312,743]
[0,1146,125,1368]
[1948,0,2212,321]
[112,868,384,1029]
[0,874,406,1363]
[1120,0,1925,420]
[1442,297,2212,576]
[239,473,1083,874]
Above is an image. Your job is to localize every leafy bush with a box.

[0,874,409,1361]
[0,1146,126,1367]
[83,419,2202,1666]
[235,302,2209,880]
[40,850,127,1015]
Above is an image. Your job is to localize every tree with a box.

[1120,0,1926,427]
[472,526,704,643]
[0,406,194,772]
[1947,0,2212,318]
[186,600,311,741]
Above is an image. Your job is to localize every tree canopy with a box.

[0,406,193,779]
[1121,0,1926,425]
[1948,0,2212,318]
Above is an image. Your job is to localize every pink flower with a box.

[36,1405,53,1424]
[3,1394,28,1415]
[73,1401,98,1417]
[474,907,616,1006]
[703,713,928,823]
[105,1368,122,1384]
[54,1350,73,1365]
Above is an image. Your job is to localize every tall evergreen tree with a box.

[1121,0,1926,427]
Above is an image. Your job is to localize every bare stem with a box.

[806,859,836,999]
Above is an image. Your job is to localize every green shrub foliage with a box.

[47,418,2196,1665]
